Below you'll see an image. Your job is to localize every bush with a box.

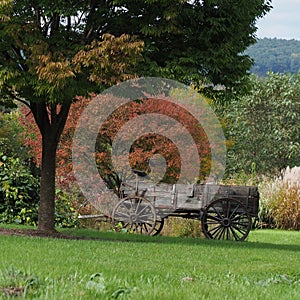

[0,112,33,162]
[259,167,300,230]
[54,188,81,228]
[222,163,259,186]
[162,218,203,238]
[0,111,82,229]
[226,73,300,176]
[0,153,40,225]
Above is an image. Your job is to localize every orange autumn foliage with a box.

[20,96,211,189]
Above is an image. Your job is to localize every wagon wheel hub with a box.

[221,218,231,227]
[130,214,138,223]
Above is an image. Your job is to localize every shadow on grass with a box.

[1,225,299,253]
[61,228,300,253]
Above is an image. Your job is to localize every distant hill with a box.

[245,38,300,76]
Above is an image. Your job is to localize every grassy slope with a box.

[0,228,299,299]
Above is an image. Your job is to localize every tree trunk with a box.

[37,136,58,232]
[32,102,71,233]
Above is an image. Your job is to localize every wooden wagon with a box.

[80,172,259,241]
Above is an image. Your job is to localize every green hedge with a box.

[0,153,40,225]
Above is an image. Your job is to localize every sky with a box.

[256,0,300,40]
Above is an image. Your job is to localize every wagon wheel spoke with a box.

[135,204,149,217]
[219,226,226,240]
[150,217,164,236]
[232,224,247,236]
[138,210,154,218]
[205,213,223,222]
[231,222,249,235]
[226,227,231,240]
[229,226,241,240]
[114,211,131,219]
[112,196,156,235]
[232,219,250,227]
[120,201,132,211]
[206,224,223,236]
[232,224,249,234]
[212,226,224,239]
[205,220,222,225]
[202,198,252,241]
[231,212,248,222]
[142,223,150,233]
[133,222,153,234]
[135,198,142,213]
[133,223,138,233]
[225,199,231,218]
[143,222,156,234]
[229,203,241,219]
[208,205,224,220]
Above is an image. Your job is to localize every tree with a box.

[95,97,212,186]
[0,0,272,232]
[0,1,144,232]
[226,72,300,175]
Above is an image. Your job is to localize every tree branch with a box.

[82,0,97,43]
[67,15,71,32]
[30,102,51,137]
[51,102,71,144]
[3,84,31,109]
[49,13,60,37]
[33,4,41,28]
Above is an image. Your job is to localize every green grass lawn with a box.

[0,227,299,299]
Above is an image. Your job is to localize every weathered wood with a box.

[78,214,107,219]
[87,173,259,240]
[122,177,259,218]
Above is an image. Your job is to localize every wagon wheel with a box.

[151,217,165,236]
[112,196,157,235]
[201,198,252,241]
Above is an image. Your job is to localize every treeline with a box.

[245,38,300,75]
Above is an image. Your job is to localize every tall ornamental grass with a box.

[259,166,300,230]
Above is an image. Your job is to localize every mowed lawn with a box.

[0,228,299,299]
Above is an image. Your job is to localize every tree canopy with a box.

[0,0,272,232]
[81,0,272,87]
[226,72,300,175]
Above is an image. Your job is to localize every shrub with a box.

[222,163,259,186]
[0,153,40,225]
[226,73,300,176]
[54,188,81,228]
[259,167,300,230]
[162,218,203,238]
[0,111,33,162]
